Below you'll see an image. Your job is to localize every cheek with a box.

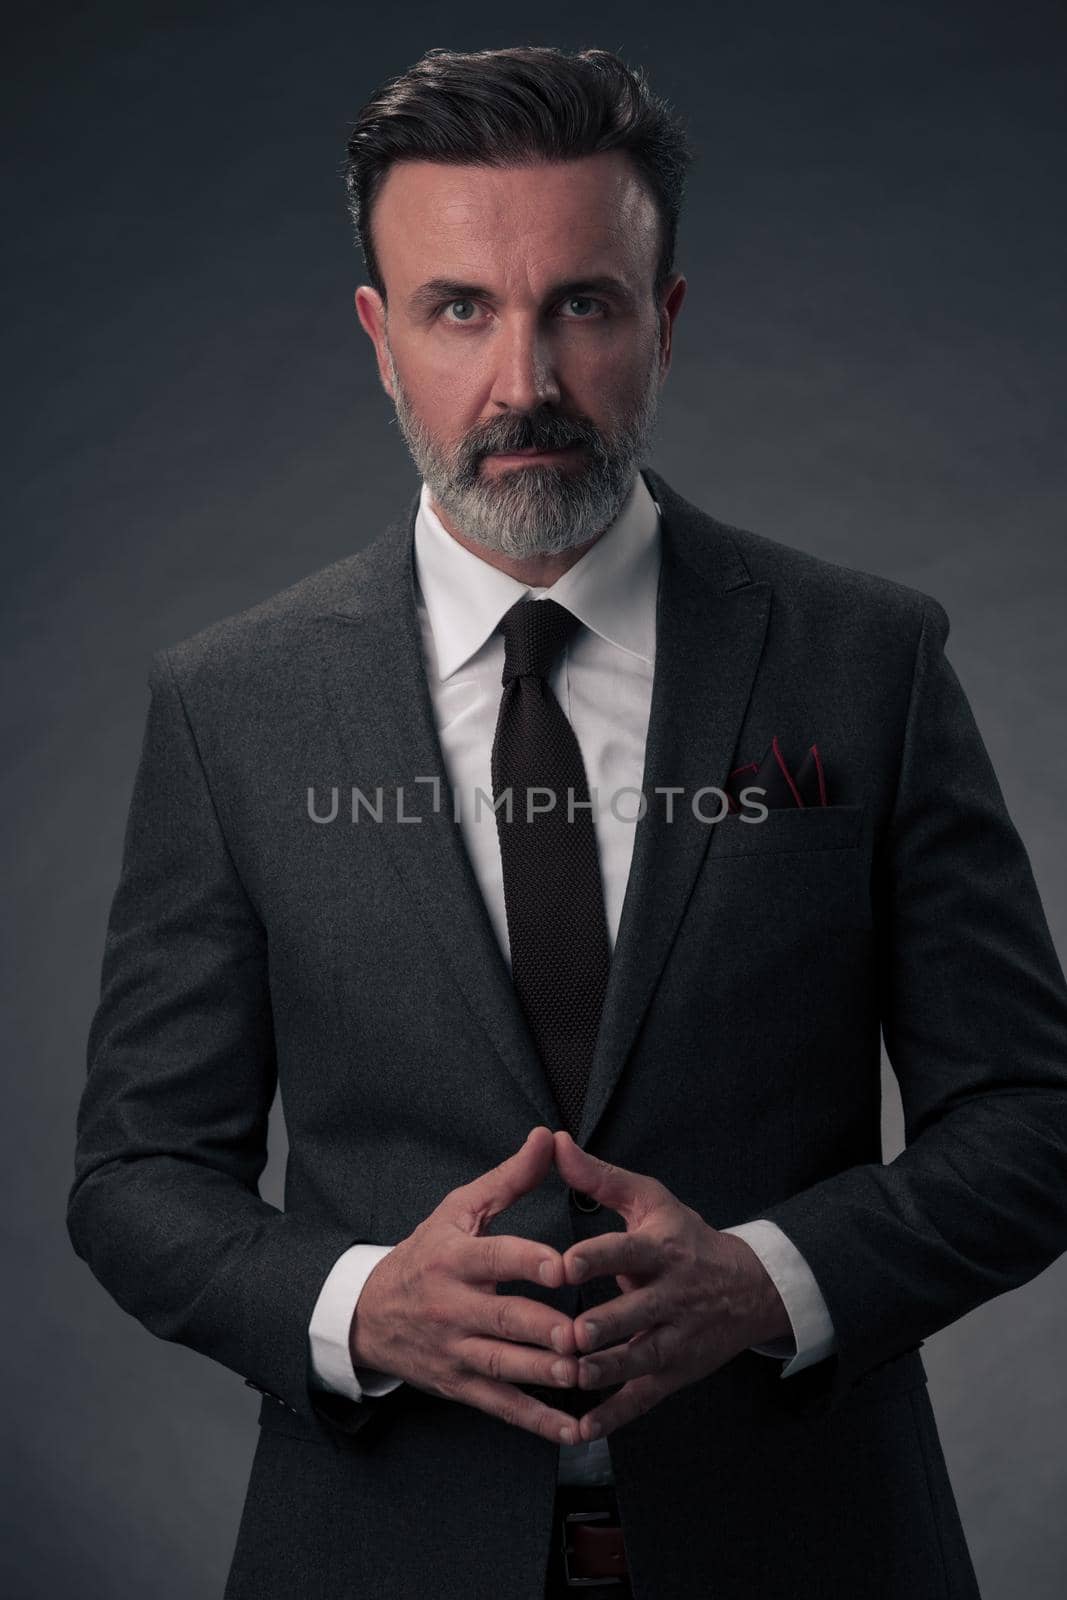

[571,354,656,429]
[572,328,659,394]
[403,366,481,439]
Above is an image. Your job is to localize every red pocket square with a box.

[725,734,828,812]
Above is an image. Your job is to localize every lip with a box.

[485,444,583,464]
[486,444,579,457]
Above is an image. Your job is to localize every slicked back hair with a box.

[343,45,695,306]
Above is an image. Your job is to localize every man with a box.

[67,45,1067,1600]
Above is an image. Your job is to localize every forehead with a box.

[371,152,659,290]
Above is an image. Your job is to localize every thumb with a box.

[553,1130,647,1221]
[448,1125,556,1229]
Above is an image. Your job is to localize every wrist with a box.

[347,1260,387,1373]
[348,1299,375,1372]
[725,1233,793,1347]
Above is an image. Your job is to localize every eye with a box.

[441,299,482,323]
[560,297,607,319]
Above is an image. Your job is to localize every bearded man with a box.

[68,44,1067,1600]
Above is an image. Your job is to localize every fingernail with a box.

[550,1324,567,1352]
[539,1258,555,1284]
[581,1320,599,1349]
[570,1255,587,1282]
[552,1360,570,1383]
[560,1427,575,1445]
[585,1421,602,1440]
[583,1361,601,1386]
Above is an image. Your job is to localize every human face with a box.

[355,153,686,561]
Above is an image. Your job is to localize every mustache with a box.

[466,411,604,462]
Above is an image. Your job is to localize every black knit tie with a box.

[490,597,611,1138]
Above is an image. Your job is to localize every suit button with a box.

[569,1188,601,1214]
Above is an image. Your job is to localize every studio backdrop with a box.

[5,3,1066,1596]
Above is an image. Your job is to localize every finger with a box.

[562,1231,663,1287]
[448,1372,585,1447]
[576,1375,672,1441]
[552,1131,661,1222]
[574,1285,664,1352]
[576,1326,676,1390]
[455,1334,579,1392]
[458,1285,577,1355]
[446,1127,557,1229]
[452,1232,565,1291]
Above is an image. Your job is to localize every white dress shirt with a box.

[308,471,837,1485]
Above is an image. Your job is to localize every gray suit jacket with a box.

[69,467,1067,1598]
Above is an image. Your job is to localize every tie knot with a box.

[499,597,580,685]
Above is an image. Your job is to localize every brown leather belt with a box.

[554,1484,629,1588]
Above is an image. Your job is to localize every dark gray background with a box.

[5,2,1065,1595]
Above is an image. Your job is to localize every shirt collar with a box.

[413,470,662,682]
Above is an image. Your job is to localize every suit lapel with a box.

[315,469,771,1144]
[315,492,562,1128]
[577,468,771,1145]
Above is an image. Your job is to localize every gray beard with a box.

[384,340,662,561]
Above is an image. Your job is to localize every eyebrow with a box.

[406,275,638,317]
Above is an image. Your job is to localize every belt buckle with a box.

[560,1508,625,1588]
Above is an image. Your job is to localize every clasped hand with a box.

[350,1125,791,1447]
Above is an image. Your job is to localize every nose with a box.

[488,313,561,414]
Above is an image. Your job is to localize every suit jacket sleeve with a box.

[67,647,400,1436]
[756,595,1067,1416]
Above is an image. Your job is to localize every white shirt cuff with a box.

[307,1243,405,1401]
[721,1219,837,1377]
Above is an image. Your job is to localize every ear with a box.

[354,285,394,399]
[657,273,687,382]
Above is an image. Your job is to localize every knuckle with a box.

[414,1254,442,1298]
[436,1229,462,1268]
[485,1344,505,1383]
[435,1368,459,1401]
[659,1230,684,1265]
[493,1295,518,1339]
[481,1235,500,1280]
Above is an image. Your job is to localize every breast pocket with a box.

[708,802,865,859]
[697,803,872,940]
[653,802,874,1094]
